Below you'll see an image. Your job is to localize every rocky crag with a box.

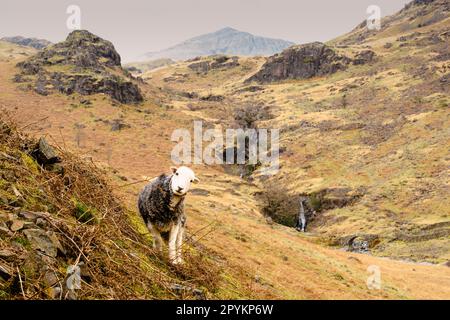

[15,30,143,104]
[246,42,375,83]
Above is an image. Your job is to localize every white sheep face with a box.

[170,166,199,196]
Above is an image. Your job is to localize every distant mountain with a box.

[139,27,294,61]
[1,36,52,49]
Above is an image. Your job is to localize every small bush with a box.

[233,104,273,129]
[308,194,322,211]
[258,182,298,227]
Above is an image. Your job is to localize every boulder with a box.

[210,55,239,69]
[169,283,206,300]
[0,263,13,280]
[0,249,16,261]
[9,220,25,232]
[188,61,210,73]
[23,229,64,258]
[343,234,380,253]
[200,94,224,102]
[18,211,51,222]
[0,226,13,237]
[110,119,131,131]
[99,76,143,104]
[353,50,376,65]
[31,137,60,166]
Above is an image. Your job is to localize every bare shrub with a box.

[258,182,298,227]
[233,104,273,129]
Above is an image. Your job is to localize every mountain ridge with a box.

[1,36,52,50]
[139,27,294,61]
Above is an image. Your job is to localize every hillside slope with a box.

[1,101,449,300]
[0,119,239,299]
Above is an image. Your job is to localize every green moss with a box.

[303,56,315,63]
[72,198,98,224]
[127,209,149,235]
[0,186,17,206]
[47,55,66,64]
[0,289,9,299]
[45,64,74,74]
[0,179,7,189]
[20,152,40,174]
[14,236,31,249]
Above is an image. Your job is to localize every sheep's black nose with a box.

[177,187,183,192]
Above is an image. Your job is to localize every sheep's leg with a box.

[168,222,181,264]
[175,225,184,264]
[147,222,163,252]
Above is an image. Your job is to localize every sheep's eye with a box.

[190,180,193,183]
[175,172,179,176]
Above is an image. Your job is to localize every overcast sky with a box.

[1,0,411,62]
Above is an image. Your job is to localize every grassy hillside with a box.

[144,0,450,264]
[1,115,449,300]
[0,40,37,62]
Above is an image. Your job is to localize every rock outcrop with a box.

[188,55,239,74]
[16,30,143,104]
[352,50,376,65]
[246,42,375,83]
[246,42,351,83]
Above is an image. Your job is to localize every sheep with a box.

[138,166,199,264]
[295,196,316,232]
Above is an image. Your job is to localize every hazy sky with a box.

[1,0,411,62]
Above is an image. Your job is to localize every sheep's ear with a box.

[193,177,200,183]
[170,166,177,173]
